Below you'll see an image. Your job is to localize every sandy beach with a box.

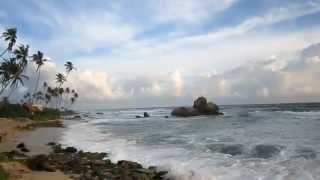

[0,118,71,180]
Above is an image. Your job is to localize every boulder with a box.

[171,107,200,117]
[205,102,219,114]
[193,96,207,113]
[27,154,55,171]
[172,96,222,117]
[143,112,150,118]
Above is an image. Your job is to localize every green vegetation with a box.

[0,166,8,180]
[0,103,60,121]
[0,27,79,120]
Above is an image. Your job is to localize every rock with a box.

[172,96,222,117]
[27,154,55,172]
[164,116,169,118]
[171,107,200,117]
[295,148,317,159]
[117,160,143,169]
[219,144,243,156]
[143,112,150,118]
[47,142,56,146]
[17,142,25,149]
[251,145,282,159]
[20,147,30,153]
[193,96,207,113]
[65,147,77,153]
[205,102,219,115]
[96,112,104,115]
[135,115,142,118]
[72,115,82,120]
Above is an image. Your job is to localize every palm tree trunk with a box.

[0,81,11,96]
[32,70,41,103]
[0,49,7,58]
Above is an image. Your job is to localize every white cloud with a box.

[149,0,237,25]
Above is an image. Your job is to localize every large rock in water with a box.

[171,97,222,117]
[171,107,200,117]
[193,96,207,113]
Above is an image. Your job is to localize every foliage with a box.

[0,102,60,121]
[0,166,8,180]
[0,27,79,110]
[0,103,29,118]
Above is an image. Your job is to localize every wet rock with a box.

[27,154,55,172]
[172,96,222,117]
[96,112,104,115]
[164,116,169,118]
[171,107,200,117]
[295,148,317,159]
[17,142,26,149]
[136,115,142,118]
[251,144,282,159]
[20,147,30,153]
[144,112,150,118]
[219,144,243,156]
[205,102,220,115]
[72,115,82,120]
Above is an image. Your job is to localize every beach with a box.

[0,118,71,180]
[0,118,169,180]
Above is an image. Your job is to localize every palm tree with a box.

[65,61,75,74]
[13,44,29,68]
[0,58,28,96]
[56,73,66,87]
[0,28,17,57]
[32,51,47,102]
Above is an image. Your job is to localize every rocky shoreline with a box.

[0,118,171,180]
[27,144,170,180]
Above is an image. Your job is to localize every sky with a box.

[1,0,320,108]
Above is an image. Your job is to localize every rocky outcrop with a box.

[24,145,170,180]
[171,97,222,117]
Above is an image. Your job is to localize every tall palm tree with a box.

[0,58,28,96]
[56,73,66,87]
[13,44,29,68]
[32,51,47,102]
[0,28,17,57]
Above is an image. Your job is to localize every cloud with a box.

[149,0,237,25]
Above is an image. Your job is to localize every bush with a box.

[32,108,61,121]
[0,103,60,121]
[0,103,29,118]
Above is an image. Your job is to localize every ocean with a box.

[60,103,320,180]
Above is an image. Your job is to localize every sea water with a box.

[60,103,320,180]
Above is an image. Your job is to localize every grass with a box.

[0,166,8,180]
[0,103,61,121]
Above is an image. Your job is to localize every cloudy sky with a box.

[1,0,320,108]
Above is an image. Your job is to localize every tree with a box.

[56,73,66,87]
[65,61,75,75]
[0,58,28,96]
[32,51,47,102]
[0,28,17,57]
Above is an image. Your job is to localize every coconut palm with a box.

[0,28,17,57]
[0,58,28,96]
[13,44,29,68]
[56,73,66,87]
[32,51,47,101]
[65,61,75,74]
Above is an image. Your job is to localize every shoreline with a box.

[0,118,170,180]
